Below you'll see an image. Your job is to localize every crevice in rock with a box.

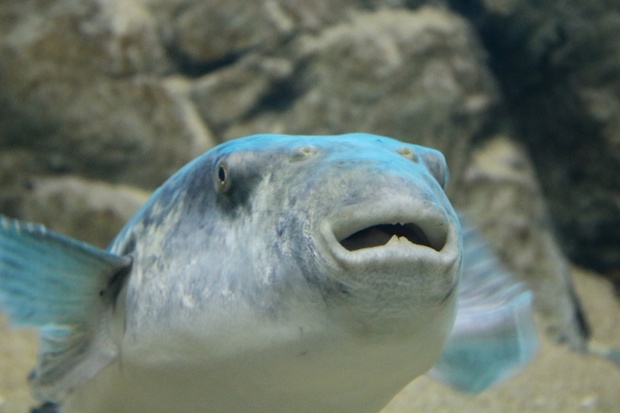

[167,46,245,78]
[248,78,301,115]
[448,0,620,273]
[240,55,307,118]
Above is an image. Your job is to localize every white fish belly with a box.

[62,328,445,413]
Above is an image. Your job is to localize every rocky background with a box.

[1,0,620,412]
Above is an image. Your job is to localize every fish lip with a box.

[319,198,460,269]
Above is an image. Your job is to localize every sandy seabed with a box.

[1,267,619,413]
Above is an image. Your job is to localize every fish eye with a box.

[216,161,230,192]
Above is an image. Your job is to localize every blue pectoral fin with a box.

[428,219,539,393]
[0,215,131,326]
[0,215,131,400]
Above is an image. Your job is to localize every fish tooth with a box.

[399,235,413,245]
[386,234,400,246]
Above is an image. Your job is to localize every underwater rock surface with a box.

[450,0,620,273]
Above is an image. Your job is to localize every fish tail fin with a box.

[0,215,131,401]
[428,218,539,393]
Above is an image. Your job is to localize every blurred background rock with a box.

[1,0,619,412]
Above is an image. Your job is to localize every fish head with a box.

[118,133,461,369]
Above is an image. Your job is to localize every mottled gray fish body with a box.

[2,133,531,413]
[86,134,461,413]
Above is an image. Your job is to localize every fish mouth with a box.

[338,222,445,252]
[320,199,458,268]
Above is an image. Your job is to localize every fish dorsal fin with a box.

[428,217,539,393]
[0,215,131,402]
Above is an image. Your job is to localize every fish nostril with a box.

[397,146,419,162]
[290,145,318,162]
